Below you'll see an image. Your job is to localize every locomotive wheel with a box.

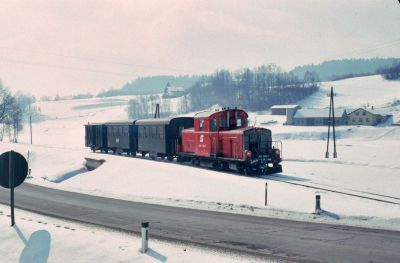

[167,156,173,162]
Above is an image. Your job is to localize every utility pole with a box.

[29,104,33,145]
[154,103,160,119]
[325,87,337,158]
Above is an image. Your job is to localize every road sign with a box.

[0,151,29,226]
[0,151,28,188]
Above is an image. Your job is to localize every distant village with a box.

[271,105,394,126]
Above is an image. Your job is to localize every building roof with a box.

[294,108,346,118]
[271,105,300,109]
[345,108,391,116]
[165,86,185,93]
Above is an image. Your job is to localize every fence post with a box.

[315,195,321,215]
[265,182,268,206]
[141,222,149,253]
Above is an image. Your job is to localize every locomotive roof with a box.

[195,109,248,118]
[135,117,193,125]
[220,126,271,134]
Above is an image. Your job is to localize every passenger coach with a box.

[136,117,194,160]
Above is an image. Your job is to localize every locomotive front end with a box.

[242,128,282,175]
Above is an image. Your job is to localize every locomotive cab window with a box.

[237,118,242,127]
[210,118,217,131]
[219,117,227,129]
[199,119,205,131]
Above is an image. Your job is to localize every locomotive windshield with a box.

[243,129,272,157]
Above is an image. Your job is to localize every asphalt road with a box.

[1,183,399,263]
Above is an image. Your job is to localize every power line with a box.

[0,46,189,73]
[0,57,134,76]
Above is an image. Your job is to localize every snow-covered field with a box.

[1,74,400,232]
[0,204,267,263]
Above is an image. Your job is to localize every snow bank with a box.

[0,204,266,263]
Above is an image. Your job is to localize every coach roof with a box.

[135,117,193,125]
[104,120,136,125]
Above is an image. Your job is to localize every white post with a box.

[141,222,149,253]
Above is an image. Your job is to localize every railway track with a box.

[264,175,400,205]
[88,151,400,206]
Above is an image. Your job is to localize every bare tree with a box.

[0,83,14,123]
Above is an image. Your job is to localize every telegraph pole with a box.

[29,104,33,144]
[326,87,337,158]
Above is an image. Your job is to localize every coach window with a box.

[124,126,128,136]
[114,126,118,135]
[199,119,205,131]
[139,126,143,138]
[210,118,217,131]
[152,126,157,138]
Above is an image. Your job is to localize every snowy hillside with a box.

[298,75,400,109]
[1,75,400,231]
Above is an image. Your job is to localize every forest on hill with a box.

[290,58,400,81]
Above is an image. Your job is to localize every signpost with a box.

[0,151,29,226]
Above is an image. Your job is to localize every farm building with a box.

[271,105,301,115]
[346,108,391,126]
[291,108,348,126]
[162,82,187,98]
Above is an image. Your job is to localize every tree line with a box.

[187,64,319,112]
[126,64,319,118]
[377,62,400,80]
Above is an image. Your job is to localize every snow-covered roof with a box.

[345,108,391,116]
[271,105,300,109]
[165,86,185,93]
[294,108,346,118]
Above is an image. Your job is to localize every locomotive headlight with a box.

[246,151,252,158]
[275,149,280,157]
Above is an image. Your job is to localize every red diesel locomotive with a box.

[179,108,282,175]
[85,107,282,175]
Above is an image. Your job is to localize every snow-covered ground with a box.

[1,74,400,232]
[0,204,267,263]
